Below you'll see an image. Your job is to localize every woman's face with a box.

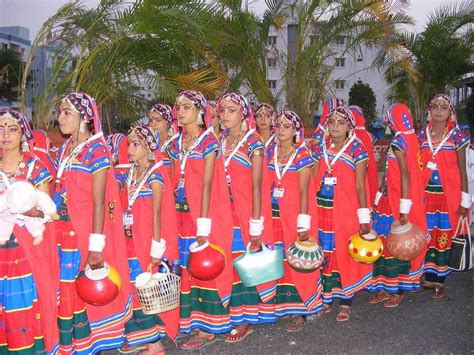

[429,98,450,123]
[327,112,350,140]
[175,97,201,126]
[127,135,148,163]
[255,108,273,131]
[0,117,22,152]
[275,117,295,143]
[58,100,81,135]
[219,99,243,131]
[148,111,168,134]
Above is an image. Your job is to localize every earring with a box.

[168,126,173,138]
[294,131,300,143]
[241,120,247,132]
[385,125,392,136]
[79,119,86,133]
[197,111,204,126]
[148,152,155,161]
[427,112,432,121]
[21,139,30,153]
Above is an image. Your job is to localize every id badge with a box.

[123,213,134,226]
[273,187,285,198]
[427,161,437,171]
[324,177,337,186]
[178,177,185,189]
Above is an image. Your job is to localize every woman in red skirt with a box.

[55,93,133,353]
[0,109,59,353]
[419,94,469,299]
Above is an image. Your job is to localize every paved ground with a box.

[104,268,474,354]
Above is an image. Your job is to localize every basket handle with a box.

[147,262,170,274]
[454,216,470,237]
[246,241,270,254]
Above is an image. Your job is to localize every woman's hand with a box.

[250,234,262,247]
[359,223,371,236]
[87,251,104,269]
[196,235,207,246]
[150,257,161,269]
[458,205,469,218]
[399,213,408,226]
[22,206,44,218]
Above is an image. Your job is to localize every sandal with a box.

[118,343,147,353]
[422,280,442,289]
[384,294,404,308]
[141,341,165,355]
[286,315,306,332]
[369,291,390,304]
[180,331,218,351]
[322,304,332,314]
[224,324,254,343]
[336,305,351,322]
[433,287,446,300]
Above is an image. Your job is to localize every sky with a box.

[0,0,460,41]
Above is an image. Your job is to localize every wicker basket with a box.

[135,263,181,315]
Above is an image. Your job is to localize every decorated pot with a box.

[348,231,383,264]
[188,241,226,281]
[286,239,324,273]
[386,221,426,261]
[76,263,122,306]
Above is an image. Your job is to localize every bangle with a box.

[461,191,472,209]
[196,218,212,237]
[249,217,264,236]
[374,191,383,205]
[399,198,412,214]
[297,214,311,232]
[150,239,166,259]
[88,233,106,252]
[357,208,371,224]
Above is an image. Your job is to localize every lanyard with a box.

[161,133,179,153]
[273,142,304,183]
[126,161,163,210]
[426,126,454,158]
[223,129,255,170]
[178,127,214,176]
[265,134,275,148]
[56,132,103,182]
[323,135,355,172]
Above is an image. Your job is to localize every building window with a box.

[334,80,345,90]
[267,36,277,46]
[268,80,277,90]
[335,57,345,67]
[267,57,277,68]
[148,93,151,97]
[334,36,345,45]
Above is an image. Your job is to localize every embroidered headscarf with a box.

[326,100,355,128]
[62,92,103,133]
[127,125,158,152]
[174,90,211,128]
[427,94,458,128]
[276,110,304,143]
[313,97,340,141]
[349,105,366,129]
[217,92,256,129]
[386,103,415,134]
[106,133,129,165]
[150,103,178,136]
[0,109,34,143]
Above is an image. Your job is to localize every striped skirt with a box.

[424,171,453,278]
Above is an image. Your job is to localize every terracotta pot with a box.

[75,263,122,306]
[187,241,225,281]
[386,221,426,261]
[348,231,383,264]
[286,239,324,273]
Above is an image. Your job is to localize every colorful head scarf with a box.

[276,110,304,142]
[386,103,415,134]
[320,97,340,127]
[174,90,211,128]
[62,92,103,133]
[217,92,255,129]
[427,94,458,126]
[326,100,355,128]
[127,125,158,152]
[255,103,275,128]
[150,103,178,136]
[0,109,34,143]
[349,105,366,129]
[208,100,217,109]
[106,133,129,165]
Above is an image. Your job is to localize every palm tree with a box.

[281,0,413,124]
[377,0,473,123]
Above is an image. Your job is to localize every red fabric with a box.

[64,160,132,324]
[349,106,379,203]
[313,139,372,290]
[268,146,321,304]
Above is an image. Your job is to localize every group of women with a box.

[0,90,469,354]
